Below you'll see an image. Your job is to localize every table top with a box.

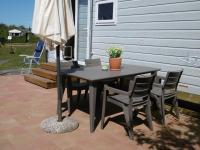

[62,64,159,82]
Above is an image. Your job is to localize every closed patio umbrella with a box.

[32,0,78,133]
[32,0,75,43]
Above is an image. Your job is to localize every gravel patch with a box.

[0,69,21,75]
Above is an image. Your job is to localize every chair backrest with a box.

[60,60,81,70]
[129,73,156,103]
[60,61,73,69]
[61,61,81,83]
[85,58,101,67]
[163,70,183,93]
[33,40,44,63]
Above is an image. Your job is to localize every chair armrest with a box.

[153,83,163,88]
[26,56,41,59]
[19,55,35,59]
[19,54,30,57]
[104,84,130,96]
[158,76,166,80]
[154,76,166,84]
[26,56,35,59]
[19,55,40,59]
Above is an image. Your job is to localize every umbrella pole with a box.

[40,45,79,134]
[56,45,62,122]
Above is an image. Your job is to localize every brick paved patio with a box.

[0,75,199,150]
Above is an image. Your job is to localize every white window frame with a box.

[95,0,117,25]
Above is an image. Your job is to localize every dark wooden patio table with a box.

[61,64,159,133]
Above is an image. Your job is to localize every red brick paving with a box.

[0,75,199,150]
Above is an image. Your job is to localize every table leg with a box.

[66,76,72,115]
[61,76,66,100]
[89,83,97,133]
[119,77,125,89]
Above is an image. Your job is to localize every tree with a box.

[18,25,26,30]
[0,23,9,38]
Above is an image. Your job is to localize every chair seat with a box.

[151,85,176,97]
[108,94,148,106]
[70,82,88,89]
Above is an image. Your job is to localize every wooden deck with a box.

[24,63,57,89]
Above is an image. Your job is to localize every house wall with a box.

[91,0,200,95]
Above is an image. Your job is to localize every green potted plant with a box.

[107,46,122,70]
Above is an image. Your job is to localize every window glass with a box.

[98,3,113,20]
[95,0,117,25]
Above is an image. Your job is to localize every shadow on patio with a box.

[133,115,200,150]
[64,93,200,150]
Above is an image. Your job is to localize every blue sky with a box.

[0,0,34,27]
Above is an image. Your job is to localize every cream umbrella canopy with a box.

[32,0,75,44]
[32,0,78,133]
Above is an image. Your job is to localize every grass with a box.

[0,43,45,70]
[177,91,200,104]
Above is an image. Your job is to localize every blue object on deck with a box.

[20,40,45,74]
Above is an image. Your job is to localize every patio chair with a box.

[20,40,45,74]
[85,58,101,67]
[101,74,156,140]
[65,61,89,115]
[151,70,183,125]
[85,58,119,84]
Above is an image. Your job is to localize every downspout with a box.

[74,0,79,60]
[87,0,93,59]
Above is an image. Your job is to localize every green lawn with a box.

[0,43,45,70]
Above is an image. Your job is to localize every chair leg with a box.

[101,91,107,129]
[145,100,153,130]
[123,105,134,140]
[77,89,81,104]
[154,96,163,123]
[28,59,33,74]
[67,87,72,115]
[21,67,24,74]
[84,88,88,99]
[161,95,166,126]
[67,97,71,115]
[133,109,139,118]
[172,96,180,119]
[21,57,26,74]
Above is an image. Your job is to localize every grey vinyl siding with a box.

[91,0,200,94]
[77,0,88,61]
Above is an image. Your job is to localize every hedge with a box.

[10,34,40,43]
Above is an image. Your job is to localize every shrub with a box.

[107,46,122,58]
